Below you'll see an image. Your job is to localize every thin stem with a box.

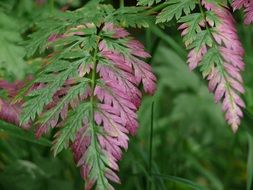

[147,3,167,14]
[50,0,54,13]
[148,101,155,190]
[91,57,98,94]
[90,51,105,185]
[90,70,107,187]
[89,28,107,187]
[147,37,161,64]
[120,0,124,8]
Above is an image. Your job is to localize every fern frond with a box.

[21,6,156,189]
[179,0,245,132]
[232,0,253,25]
[21,60,81,123]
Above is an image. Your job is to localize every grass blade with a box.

[148,101,155,190]
[247,134,253,190]
[152,173,207,190]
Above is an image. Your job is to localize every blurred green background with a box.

[0,0,253,190]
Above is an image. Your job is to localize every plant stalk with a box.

[148,101,155,190]
[120,0,124,8]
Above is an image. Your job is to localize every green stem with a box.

[89,35,107,187]
[147,37,161,64]
[50,0,54,13]
[148,101,155,190]
[90,69,107,187]
[147,3,167,14]
[91,58,98,94]
[120,0,124,8]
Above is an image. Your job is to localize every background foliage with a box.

[0,0,253,190]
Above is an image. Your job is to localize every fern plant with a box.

[20,4,155,190]
[179,0,245,132]
[1,0,253,189]
[137,0,247,132]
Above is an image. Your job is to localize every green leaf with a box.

[187,30,212,51]
[52,102,90,156]
[199,47,220,77]
[156,0,196,23]
[21,60,81,124]
[38,80,89,128]
[26,18,70,57]
[179,13,203,46]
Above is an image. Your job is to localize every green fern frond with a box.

[156,0,197,23]
[111,6,153,28]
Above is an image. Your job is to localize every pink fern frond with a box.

[232,0,253,24]
[38,23,156,189]
[232,0,249,9]
[180,1,245,132]
[244,1,253,24]
[204,1,245,132]
[22,20,156,189]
